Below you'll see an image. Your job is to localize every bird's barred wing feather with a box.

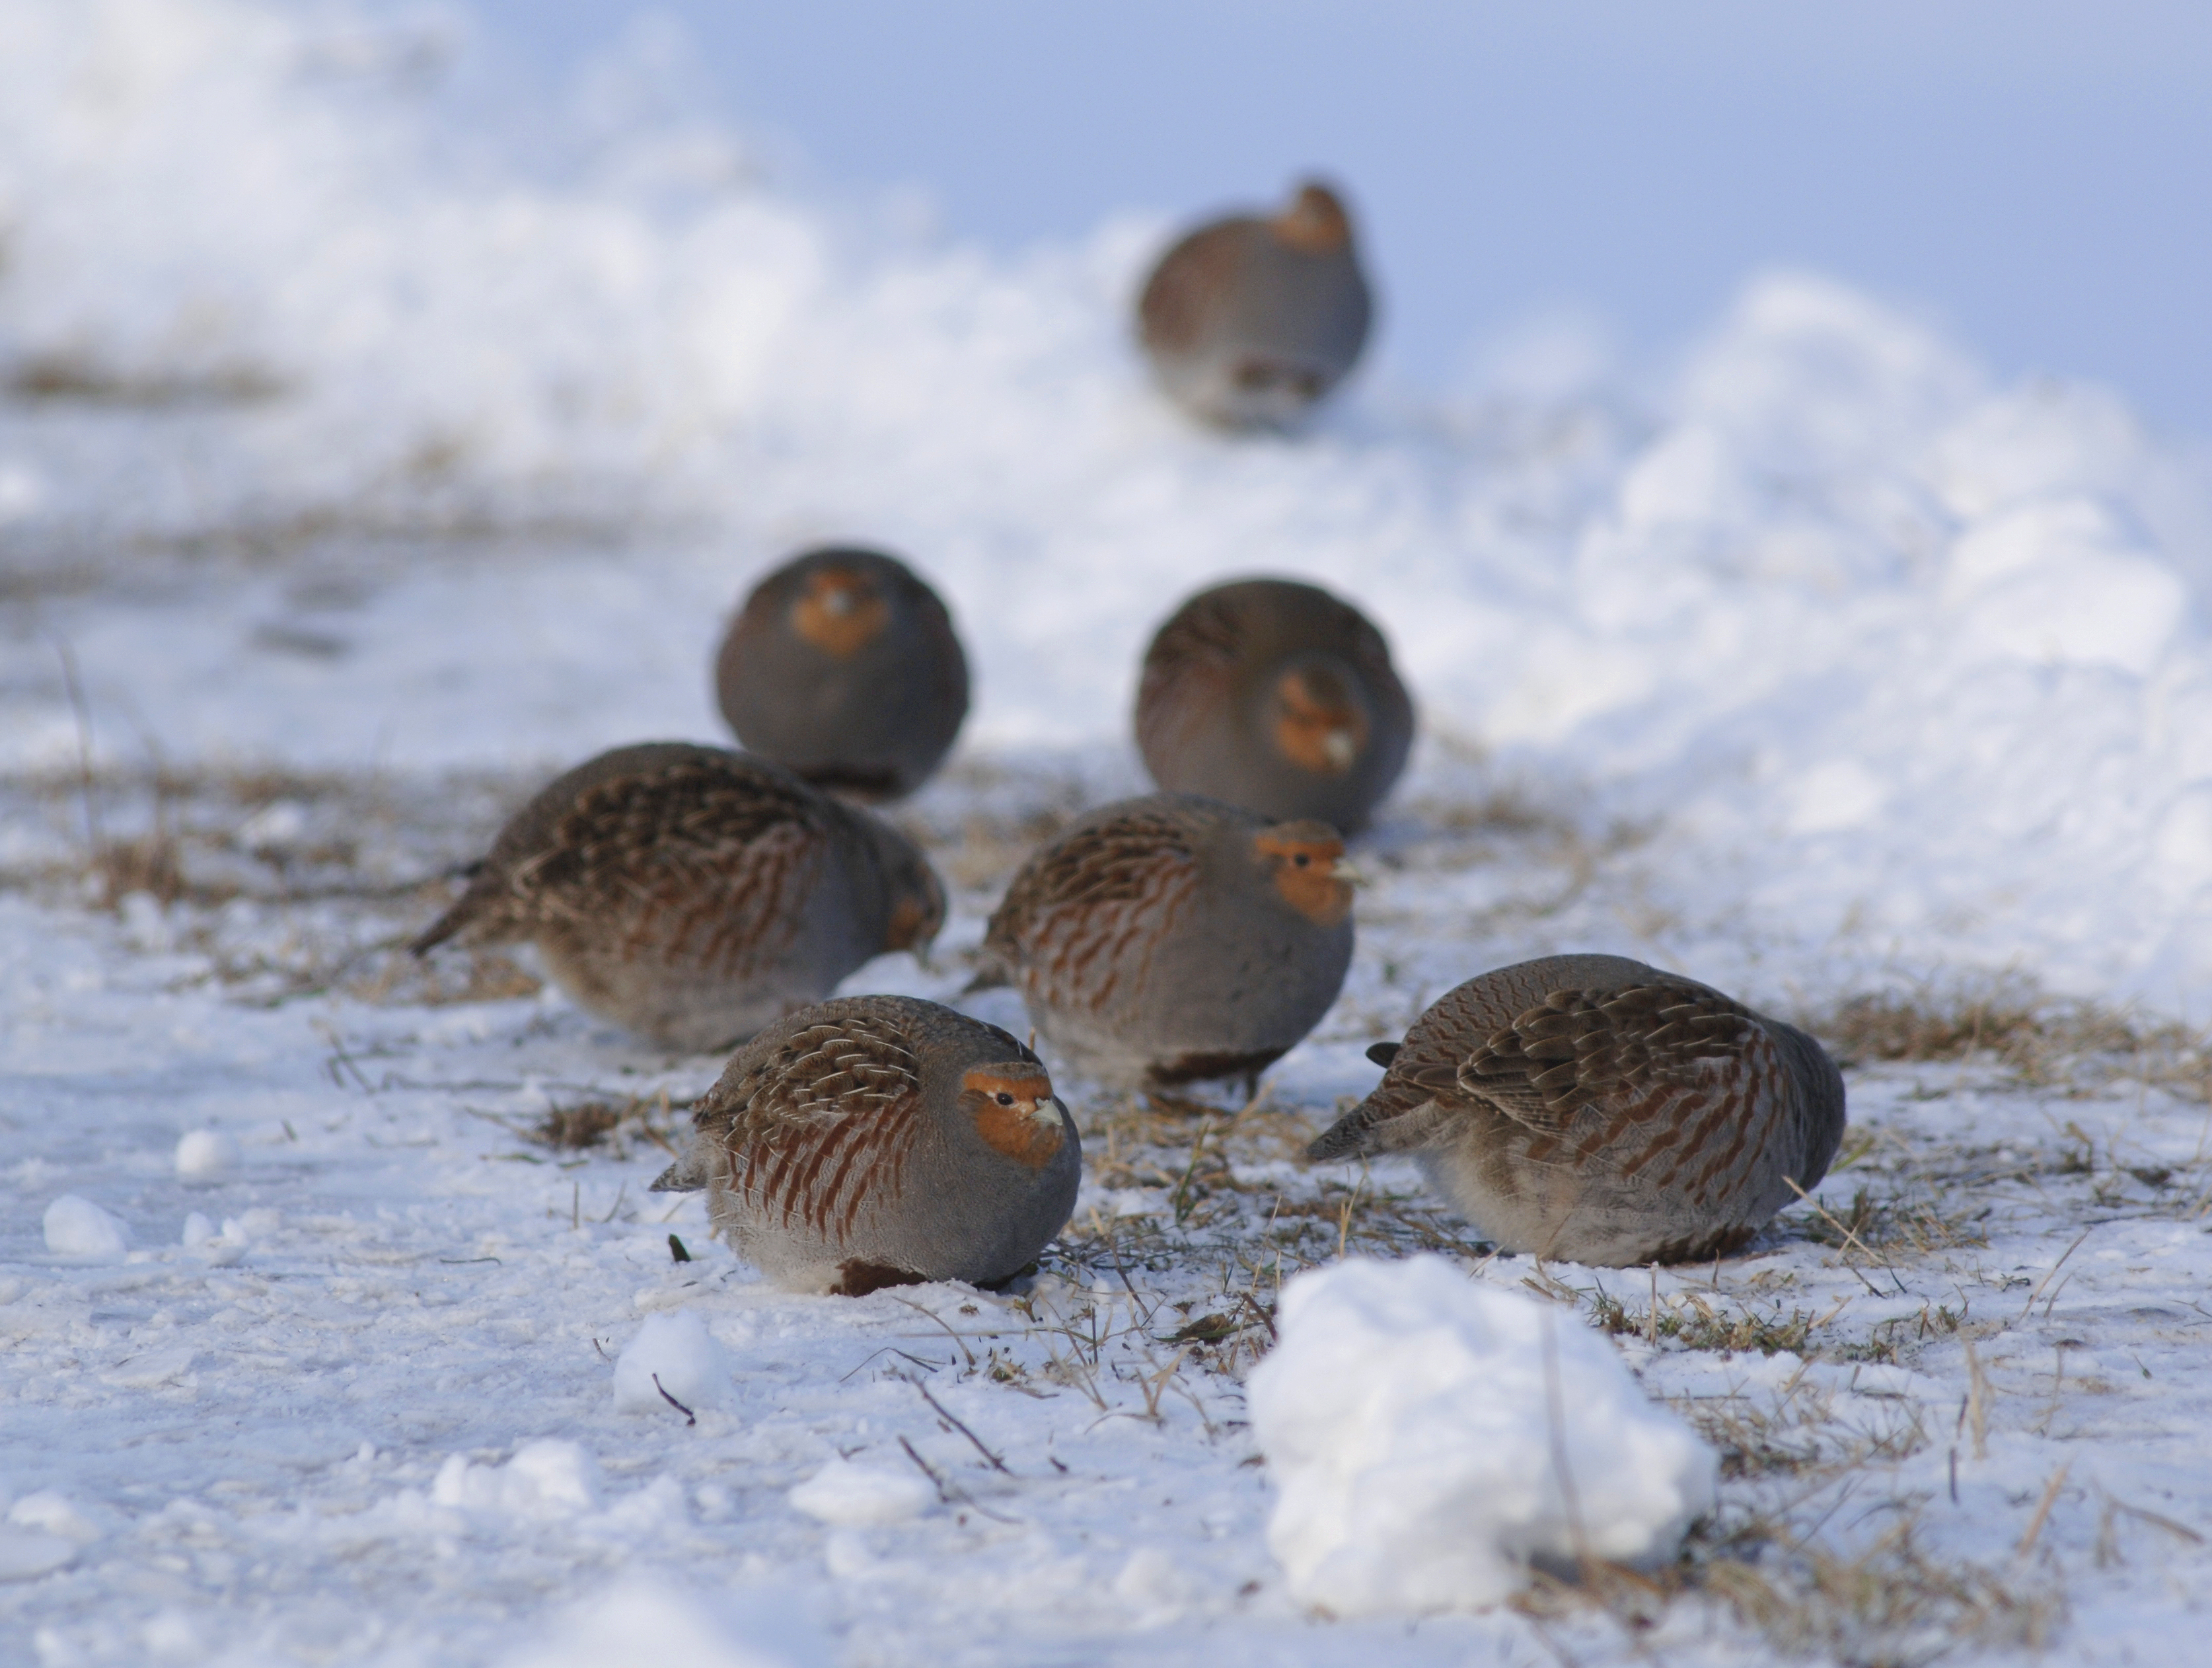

[1446,985,1792,1203]
[1316,981,1789,1199]
[696,1014,927,1239]
[984,810,1202,1015]
[507,761,828,971]
[1449,985,1760,1132]
[1138,222,1247,355]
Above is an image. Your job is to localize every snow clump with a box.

[42,1195,131,1259]
[432,1441,602,1519]
[787,1459,934,1527]
[0,1492,100,1584]
[613,1310,733,1414]
[1247,1255,1716,1615]
[499,1575,827,1668]
[173,1129,240,1181]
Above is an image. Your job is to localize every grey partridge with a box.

[714,545,969,801]
[1308,955,1847,1266]
[651,996,1079,1295]
[1136,576,1413,833]
[410,743,943,1052]
[1137,178,1374,430]
[975,793,1356,1093]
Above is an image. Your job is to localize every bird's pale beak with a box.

[1331,858,1369,886]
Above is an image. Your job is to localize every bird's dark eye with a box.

[995,1092,1015,1106]
[1293,853,1311,867]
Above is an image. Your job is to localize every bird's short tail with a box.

[649,1151,709,1194]
[1307,1042,1423,1163]
[1306,1102,1387,1163]
[407,904,472,958]
[407,872,492,957]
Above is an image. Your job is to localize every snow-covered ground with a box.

[10,3,2212,1663]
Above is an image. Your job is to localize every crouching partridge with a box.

[410,743,943,1052]
[975,793,1356,1094]
[715,545,970,801]
[1308,955,1847,1266]
[651,996,1080,1295]
[1136,178,1374,430]
[1136,576,1413,833]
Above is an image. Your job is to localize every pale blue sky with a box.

[422,1,2211,432]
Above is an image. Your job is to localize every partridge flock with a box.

[404,175,1845,1290]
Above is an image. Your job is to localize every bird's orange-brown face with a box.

[1271,182,1353,254]
[1271,665,1369,777]
[1253,826,1357,927]
[961,1067,1066,1168]
[791,566,890,659]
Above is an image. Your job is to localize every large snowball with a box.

[1247,1255,1716,1615]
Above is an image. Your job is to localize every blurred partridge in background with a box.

[975,793,1357,1095]
[716,545,971,801]
[1136,576,1413,833]
[411,743,943,1052]
[652,995,1079,1295]
[1309,954,1847,1266]
[1137,178,1374,430]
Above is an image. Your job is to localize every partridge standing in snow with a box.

[1137,178,1374,430]
[1309,955,1847,1266]
[1136,577,1413,833]
[410,743,943,1053]
[715,546,970,801]
[651,996,1079,1295]
[975,793,1356,1094]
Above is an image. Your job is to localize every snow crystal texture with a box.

[1247,1256,1716,1614]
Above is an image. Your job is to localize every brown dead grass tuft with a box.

[1817,977,2211,1098]
[1696,1519,2061,1667]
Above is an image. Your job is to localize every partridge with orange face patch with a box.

[650,996,1080,1294]
[1137,178,1373,430]
[974,793,1357,1094]
[410,743,943,1053]
[1136,577,1413,833]
[715,545,970,801]
[1309,955,1847,1266]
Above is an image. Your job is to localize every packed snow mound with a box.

[7,0,2212,1010]
[432,1441,603,1519]
[41,1195,131,1260]
[613,1310,733,1414]
[786,1459,934,1528]
[501,1576,827,1668]
[1247,1256,1716,1615]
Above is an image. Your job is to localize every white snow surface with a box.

[11,3,2212,1665]
[1249,1256,1716,1614]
